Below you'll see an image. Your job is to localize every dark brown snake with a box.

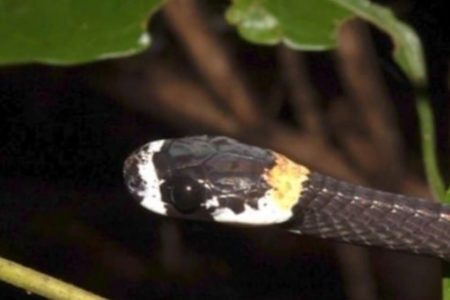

[123,135,450,261]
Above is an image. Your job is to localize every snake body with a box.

[123,135,450,260]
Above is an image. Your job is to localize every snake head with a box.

[123,136,307,225]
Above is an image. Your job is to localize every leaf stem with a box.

[416,94,446,202]
[0,256,106,300]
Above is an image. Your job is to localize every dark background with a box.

[0,0,448,299]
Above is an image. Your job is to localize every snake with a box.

[123,135,450,261]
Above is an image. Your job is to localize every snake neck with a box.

[285,172,450,260]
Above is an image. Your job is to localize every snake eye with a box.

[164,176,205,214]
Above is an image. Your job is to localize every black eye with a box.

[163,176,205,214]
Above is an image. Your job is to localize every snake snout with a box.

[123,140,167,215]
[123,153,146,204]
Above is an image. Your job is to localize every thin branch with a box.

[163,0,262,126]
[327,97,380,173]
[336,20,404,184]
[278,47,325,137]
[103,62,240,135]
[0,256,106,300]
[335,245,378,300]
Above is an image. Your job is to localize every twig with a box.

[335,245,378,300]
[336,20,404,184]
[327,97,376,163]
[0,256,106,300]
[163,0,261,126]
[103,61,240,135]
[278,47,325,137]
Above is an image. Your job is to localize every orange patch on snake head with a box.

[263,152,310,211]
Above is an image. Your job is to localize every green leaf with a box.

[0,0,164,65]
[328,0,426,85]
[444,277,450,300]
[226,0,353,50]
[226,0,425,83]
[445,187,450,204]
